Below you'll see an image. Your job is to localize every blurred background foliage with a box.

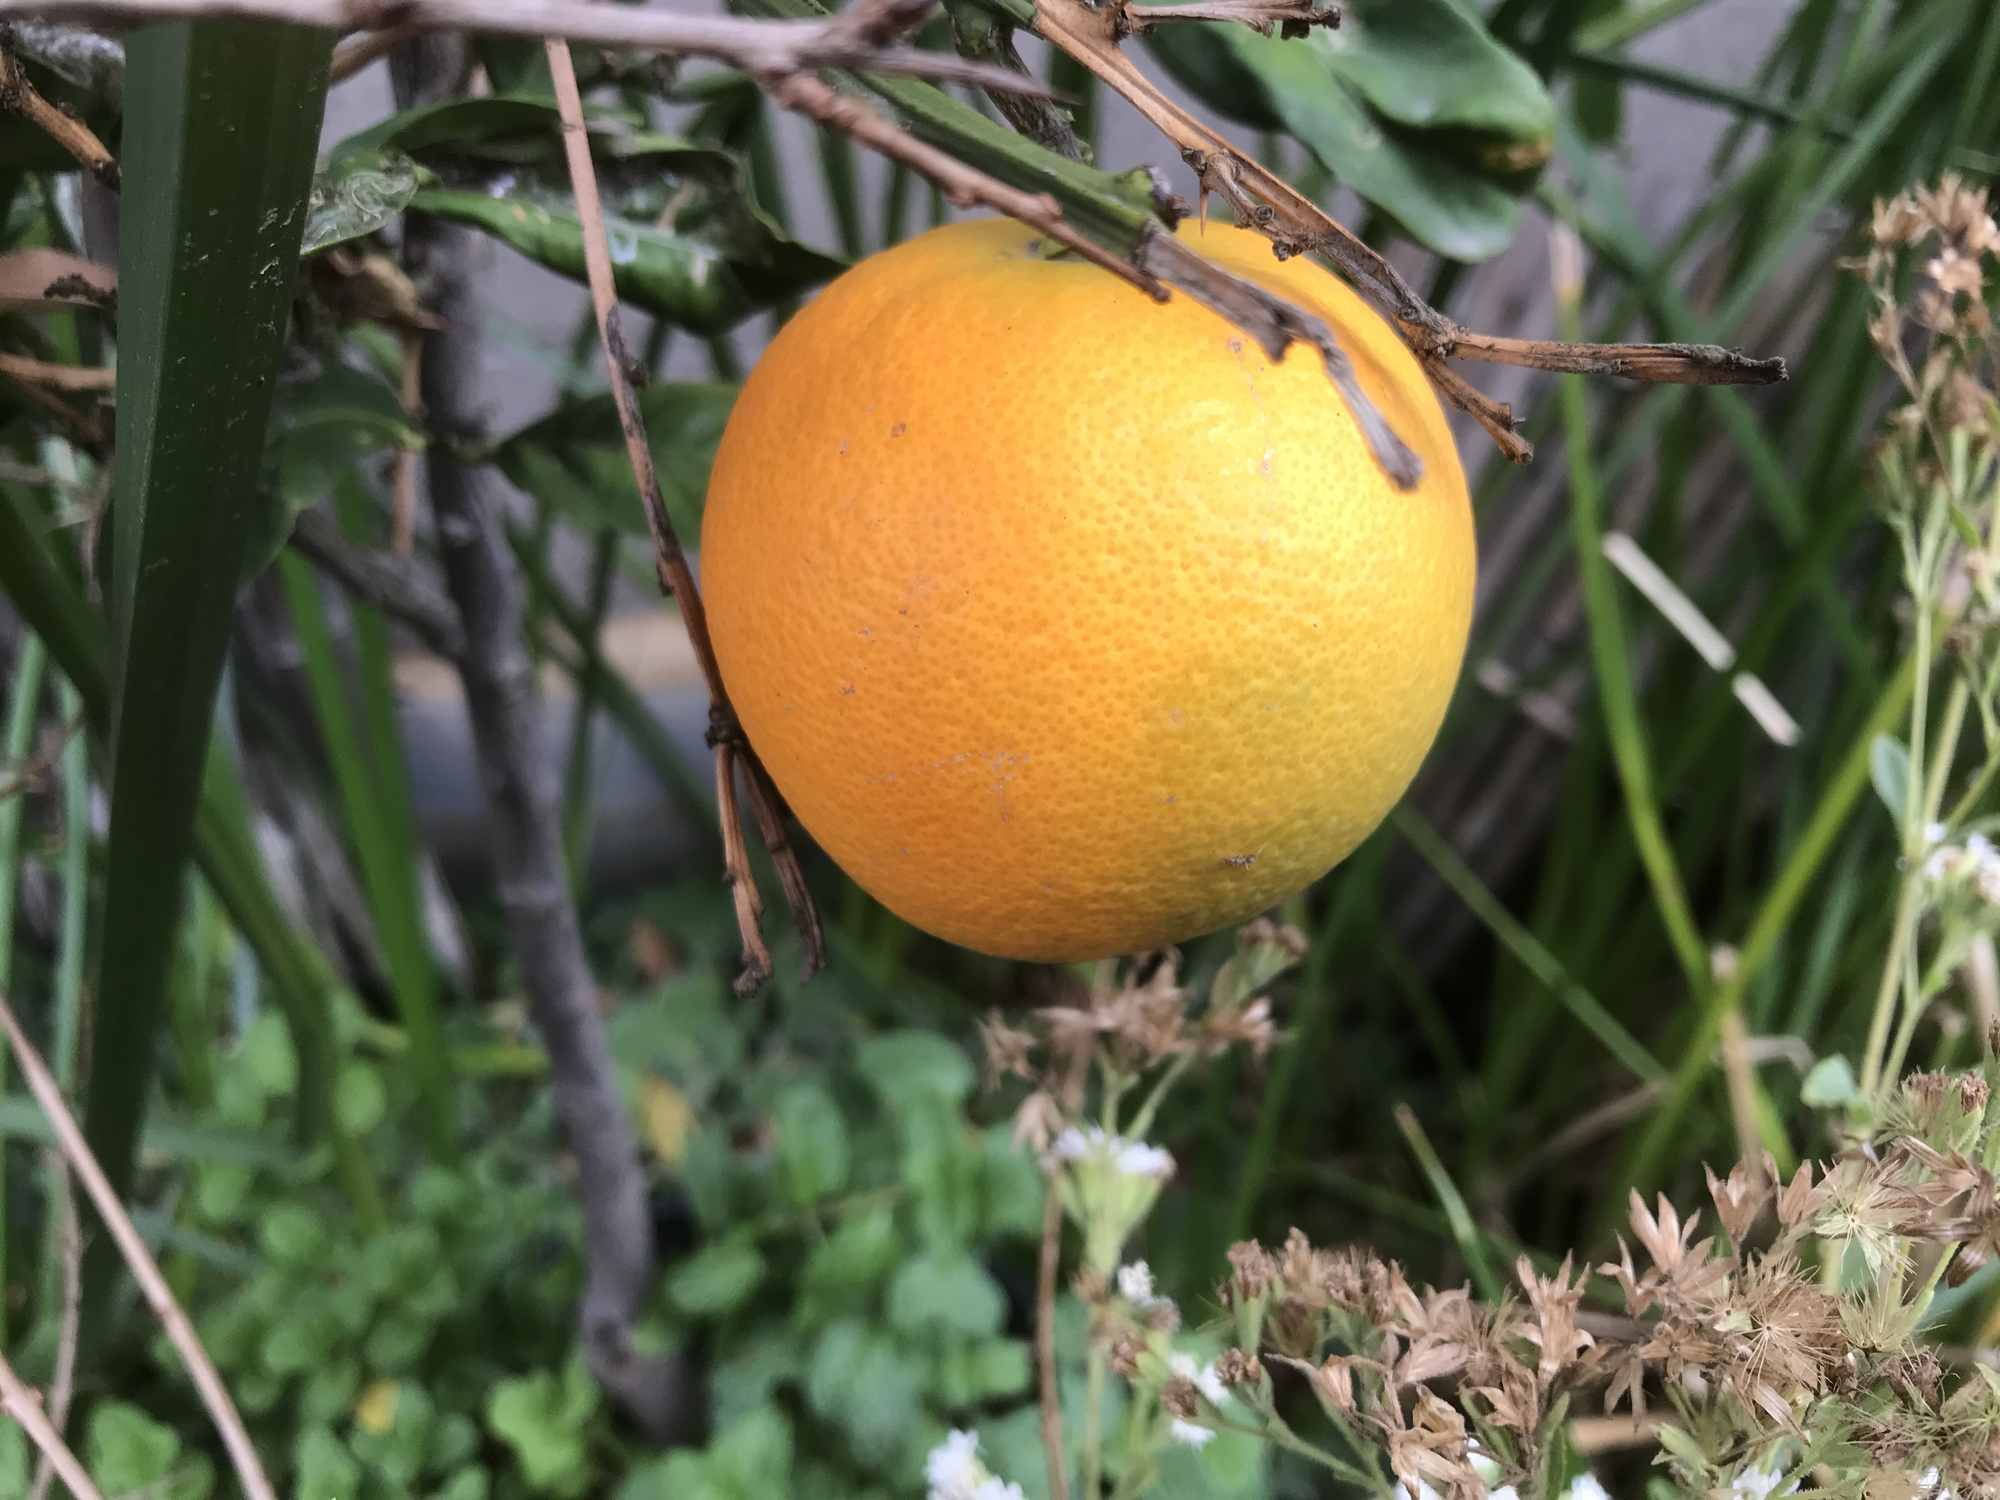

[0,0,1997,1494]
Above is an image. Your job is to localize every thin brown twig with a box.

[0,710,87,802]
[0,990,278,1500]
[0,1349,105,1500]
[545,35,826,989]
[0,43,117,186]
[4,0,1062,98]
[1036,1181,1070,1500]
[1116,0,1338,39]
[0,350,112,391]
[1031,0,1786,461]
[392,329,423,555]
[329,18,419,81]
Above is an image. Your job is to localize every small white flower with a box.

[973,1481,1026,1500]
[1924,845,1958,882]
[1563,1476,1613,1500]
[1926,821,1950,848]
[926,1431,985,1499]
[1167,1352,1228,1406]
[1967,832,1996,867]
[1730,1466,1795,1499]
[1115,1139,1176,1179]
[1051,1125,1099,1161]
[1168,1419,1214,1450]
[1117,1261,1156,1304]
[1489,1488,1521,1500]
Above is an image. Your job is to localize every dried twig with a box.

[0,709,86,802]
[0,1349,104,1500]
[329,18,418,81]
[0,351,113,391]
[0,247,115,312]
[3,0,1062,96]
[0,43,116,186]
[0,991,276,1500]
[1116,0,1338,39]
[1031,0,1786,459]
[1035,1182,1070,1500]
[547,33,829,991]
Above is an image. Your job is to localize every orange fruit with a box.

[701,217,1475,962]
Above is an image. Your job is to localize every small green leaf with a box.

[805,1319,924,1465]
[87,1402,182,1492]
[801,1206,900,1304]
[1144,0,1552,259]
[1801,1054,1859,1108]
[240,1009,299,1096]
[857,1032,976,1112]
[486,1362,599,1499]
[395,127,841,333]
[709,1405,795,1492]
[1870,733,1913,827]
[669,1238,768,1315]
[303,147,427,254]
[336,1060,390,1135]
[773,1080,851,1207]
[887,1251,1006,1337]
[294,1426,363,1500]
[490,381,736,538]
[261,1299,341,1374]
[257,1204,325,1265]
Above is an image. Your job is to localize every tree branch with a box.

[393,32,695,1443]
[0,41,117,186]
[1030,0,1787,460]
[4,0,1064,97]
[288,507,466,659]
[1116,0,1338,39]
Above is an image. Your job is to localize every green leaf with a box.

[1321,0,1554,140]
[1144,0,1553,259]
[801,1206,900,1307]
[856,1032,976,1113]
[295,1426,363,1500]
[887,1251,1006,1337]
[355,103,841,332]
[1801,1054,1859,1109]
[85,17,334,1322]
[772,1080,851,1207]
[490,381,736,537]
[303,146,427,254]
[0,1414,24,1496]
[336,1059,390,1136]
[250,359,421,583]
[669,1237,768,1315]
[485,1361,599,1499]
[257,1203,325,1266]
[805,1319,924,1465]
[240,1009,299,1097]
[1870,733,1913,827]
[709,1405,795,1493]
[87,1401,181,1492]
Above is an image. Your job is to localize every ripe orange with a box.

[701,217,1476,962]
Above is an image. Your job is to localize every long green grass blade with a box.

[278,551,456,1157]
[86,19,333,1308]
[0,632,47,1344]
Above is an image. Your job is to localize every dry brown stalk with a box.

[0,991,278,1500]
[545,34,826,991]
[0,43,116,186]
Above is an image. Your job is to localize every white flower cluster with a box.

[1921,826,2000,904]
[1116,1259,1175,1317]
[1051,1125,1175,1180]
[1165,1352,1229,1450]
[924,1430,1025,1500]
